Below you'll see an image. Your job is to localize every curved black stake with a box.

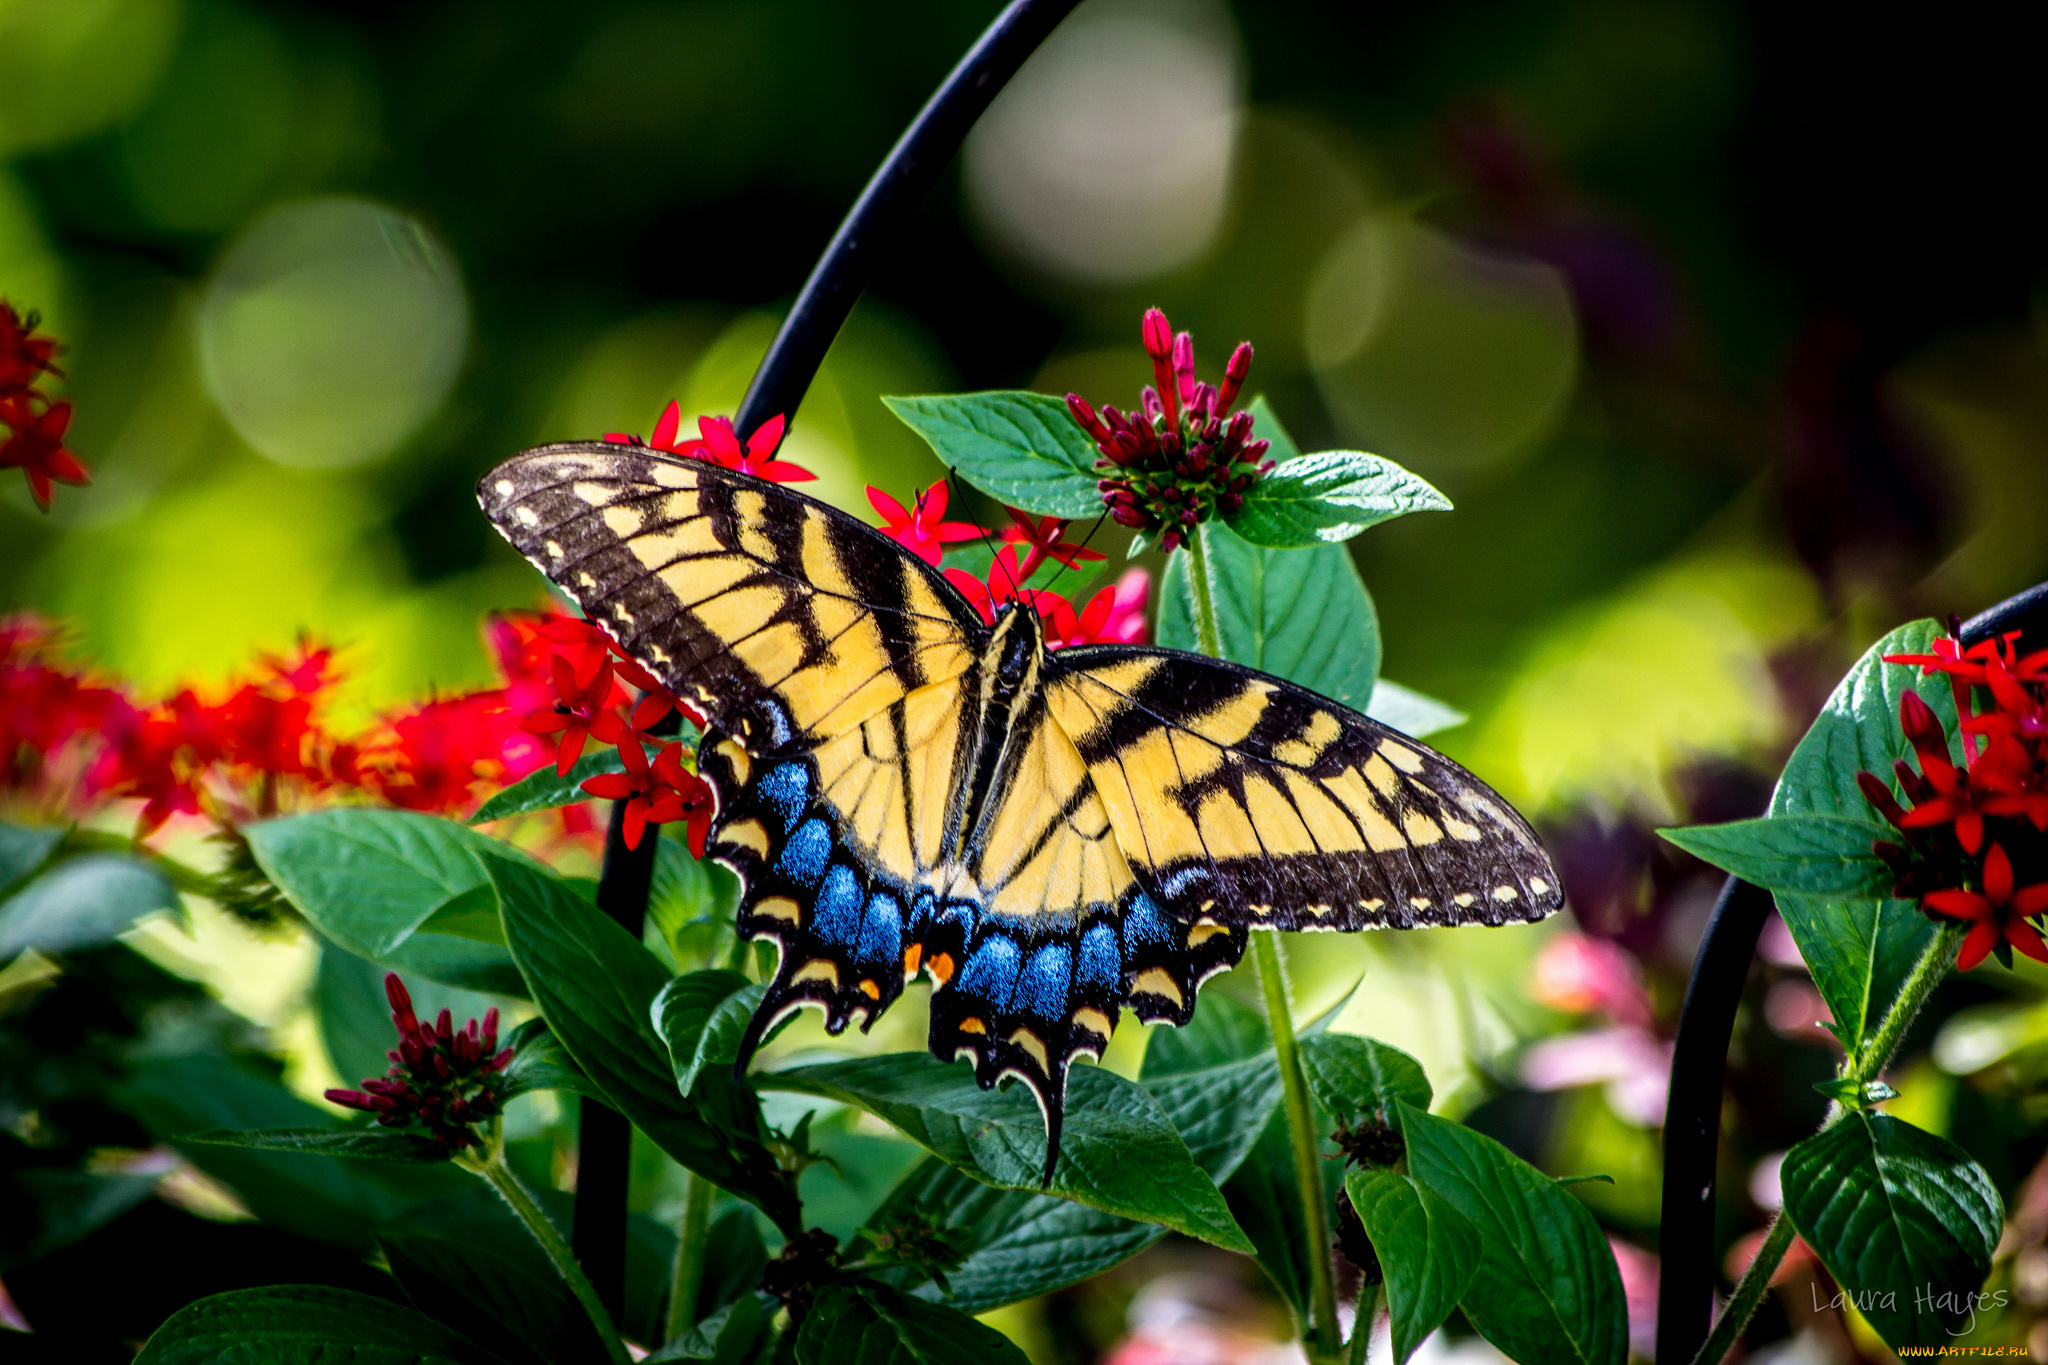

[570,0,1082,1319]
[733,0,1083,441]
[1656,583,2048,1363]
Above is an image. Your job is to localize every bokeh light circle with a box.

[198,197,468,469]
[964,0,1242,285]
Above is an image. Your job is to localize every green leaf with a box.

[1347,1168,1482,1365]
[378,1222,607,1365]
[247,809,528,994]
[485,852,798,1233]
[1365,679,1467,739]
[1769,620,1951,1053]
[648,1295,768,1364]
[796,1281,1031,1365]
[760,1053,1251,1251]
[885,392,1104,518]
[134,1285,499,1365]
[181,1126,450,1163]
[1223,1101,1340,1320]
[876,1157,1160,1313]
[1161,521,1382,714]
[1299,1034,1432,1127]
[1399,1101,1627,1365]
[1660,815,1895,898]
[114,1053,468,1251]
[1229,449,1451,548]
[1781,1112,2002,1348]
[1812,1078,1899,1108]
[499,1016,605,1104]
[1139,995,1284,1182]
[694,1209,770,1322]
[0,821,63,897]
[470,749,624,825]
[652,968,762,1095]
[649,832,741,966]
[0,853,178,958]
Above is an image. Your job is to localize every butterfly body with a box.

[480,442,1563,1181]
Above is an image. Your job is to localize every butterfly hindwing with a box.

[1043,646,1563,931]
[479,443,981,749]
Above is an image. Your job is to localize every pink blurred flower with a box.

[1530,931,1652,1026]
[1520,1026,1671,1125]
[1608,1238,1659,1361]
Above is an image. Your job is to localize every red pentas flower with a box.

[944,546,1044,626]
[1043,568,1151,649]
[869,479,983,566]
[581,736,714,853]
[1865,629,2048,968]
[1002,507,1106,578]
[2,397,90,511]
[1924,843,2048,971]
[326,973,512,1150]
[0,301,63,399]
[605,406,813,484]
[1066,308,1270,554]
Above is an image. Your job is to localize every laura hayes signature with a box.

[1811,1285,2012,1338]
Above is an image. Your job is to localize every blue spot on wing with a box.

[1014,944,1071,1023]
[853,891,904,966]
[1078,922,1121,994]
[958,935,1021,1007]
[1121,892,1173,955]
[815,864,864,947]
[756,762,810,835]
[776,819,832,889]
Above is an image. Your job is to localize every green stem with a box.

[1184,523,1224,657]
[1346,1284,1380,1365]
[1689,1212,1796,1365]
[1685,921,1962,1365]
[667,1169,714,1339]
[1254,931,1340,1358]
[462,1143,632,1365]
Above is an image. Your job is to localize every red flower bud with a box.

[1218,341,1253,412]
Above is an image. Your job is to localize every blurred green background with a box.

[7,0,2048,1356]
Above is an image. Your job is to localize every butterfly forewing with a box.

[1043,646,1563,932]
[480,443,981,748]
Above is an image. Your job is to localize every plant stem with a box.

[1849,922,1963,1083]
[463,1144,632,1365]
[1684,921,1962,1365]
[1184,524,1224,657]
[667,1169,713,1339]
[1346,1285,1380,1365]
[1254,932,1340,1359]
[1689,1212,1796,1365]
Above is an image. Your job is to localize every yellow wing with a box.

[479,443,981,749]
[1043,646,1564,933]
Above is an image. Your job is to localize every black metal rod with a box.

[573,797,659,1321]
[1655,876,1773,1363]
[732,0,1082,441]
[570,0,1081,1320]
[1655,586,2048,1363]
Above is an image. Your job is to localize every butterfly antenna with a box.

[952,468,1019,599]
[1041,509,1111,600]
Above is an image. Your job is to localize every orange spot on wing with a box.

[858,979,881,1000]
[928,951,954,985]
[902,944,923,977]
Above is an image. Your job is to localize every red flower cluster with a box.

[1864,632,2048,970]
[326,974,512,1150]
[869,489,1146,646]
[0,607,696,842]
[605,402,813,483]
[1,300,89,511]
[1065,308,1271,554]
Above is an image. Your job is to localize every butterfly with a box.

[479,444,1564,1181]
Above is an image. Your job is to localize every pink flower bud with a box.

[1218,342,1252,412]
[1141,308,1173,359]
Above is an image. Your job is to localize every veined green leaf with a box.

[0,853,178,958]
[885,392,1103,518]
[652,969,761,1095]
[1299,1034,1432,1127]
[1781,1112,2002,1348]
[796,1282,1030,1365]
[134,1285,498,1365]
[181,1126,450,1164]
[469,749,624,825]
[1347,1168,1482,1364]
[760,1053,1250,1251]
[1229,449,1450,548]
[1660,815,1895,897]
[1400,1101,1627,1365]
[1769,621,1950,1053]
